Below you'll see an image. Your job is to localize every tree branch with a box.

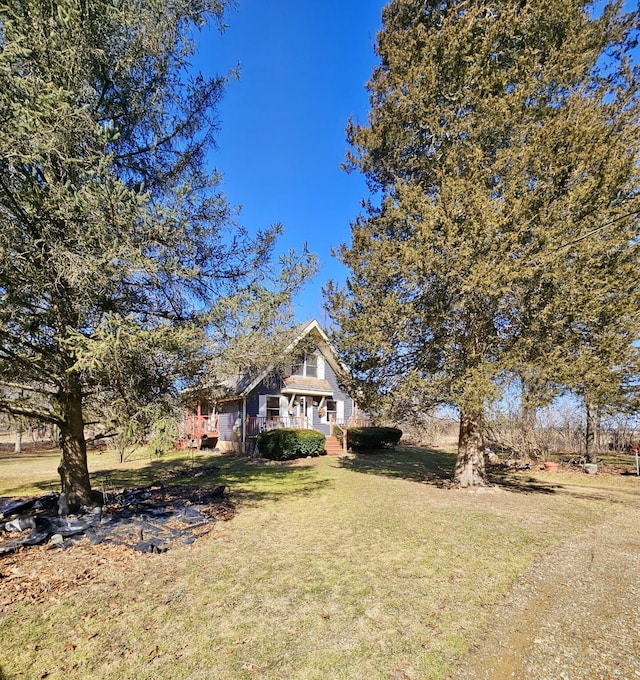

[0,399,63,426]
[0,381,58,396]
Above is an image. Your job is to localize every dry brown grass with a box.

[1,447,639,679]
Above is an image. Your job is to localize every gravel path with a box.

[458,503,640,679]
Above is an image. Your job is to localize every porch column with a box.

[242,398,247,449]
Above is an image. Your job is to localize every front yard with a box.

[1,447,639,679]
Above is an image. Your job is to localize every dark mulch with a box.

[0,474,235,557]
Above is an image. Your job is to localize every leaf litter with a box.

[0,466,235,609]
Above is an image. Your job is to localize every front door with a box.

[295,396,313,429]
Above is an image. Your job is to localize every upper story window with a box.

[292,353,318,378]
[305,354,317,378]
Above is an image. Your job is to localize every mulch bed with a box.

[0,467,236,610]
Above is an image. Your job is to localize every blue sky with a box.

[194,1,387,324]
[194,1,638,327]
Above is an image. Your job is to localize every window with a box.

[292,353,318,378]
[266,396,280,423]
[325,399,337,421]
[305,354,317,378]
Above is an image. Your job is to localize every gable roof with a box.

[227,319,346,399]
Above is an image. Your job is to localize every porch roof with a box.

[281,375,333,396]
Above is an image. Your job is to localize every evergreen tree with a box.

[0,0,315,506]
[328,0,639,485]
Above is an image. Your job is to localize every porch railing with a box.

[244,416,373,438]
[328,417,372,436]
[184,414,219,440]
[246,416,308,437]
[183,413,373,445]
[328,417,373,453]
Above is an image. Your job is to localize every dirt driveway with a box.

[458,486,640,679]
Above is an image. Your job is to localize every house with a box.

[182,319,369,454]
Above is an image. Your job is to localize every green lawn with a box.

[1,447,639,679]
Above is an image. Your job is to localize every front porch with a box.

[181,399,371,455]
[246,415,371,436]
[247,416,372,454]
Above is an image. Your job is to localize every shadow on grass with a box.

[91,455,334,506]
[2,479,62,498]
[218,458,333,505]
[485,468,563,494]
[336,446,455,484]
[7,453,333,506]
[0,449,59,461]
[7,448,587,505]
[337,446,572,495]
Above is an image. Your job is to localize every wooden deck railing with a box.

[184,414,219,440]
[328,417,372,436]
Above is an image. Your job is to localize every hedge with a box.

[256,428,326,461]
[334,426,403,452]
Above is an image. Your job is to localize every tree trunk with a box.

[57,375,92,508]
[585,401,598,464]
[14,428,22,454]
[521,404,536,459]
[519,378,537,459]
[453,408,486,487]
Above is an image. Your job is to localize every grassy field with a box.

[1,447,639,679]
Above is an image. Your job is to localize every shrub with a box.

[257,428,326,461]
[344,426,403,452]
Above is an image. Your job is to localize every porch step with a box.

[324,435,344,456]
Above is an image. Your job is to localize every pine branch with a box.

[0,398,62,426]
